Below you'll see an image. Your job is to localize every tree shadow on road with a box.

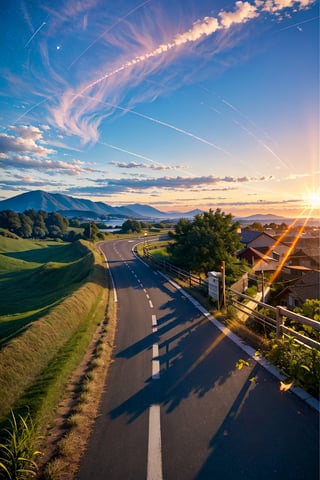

[109,313,243,423]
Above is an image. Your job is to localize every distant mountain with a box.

[235,213,286,224]
[0,190,204,220]
[0,190,138,218]
[0,190,302,224]
[123,203,167,218]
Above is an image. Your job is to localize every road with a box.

[76,238,319,480]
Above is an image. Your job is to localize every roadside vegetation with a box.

[0,234,115,479]
[0,208,318,478]
[137,209,320,399]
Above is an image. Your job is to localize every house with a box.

[238,230,290,272]
[287,247,320,270]
[237,246,278,272]
[274,270,320,308]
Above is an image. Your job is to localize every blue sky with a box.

[0,0,319,217]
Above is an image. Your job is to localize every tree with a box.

[121,219,142,234]
[32,211,48,238]
[18,213,33,238]
[168,209,242,275]
[46,212,69,238]
[83,222,100,241]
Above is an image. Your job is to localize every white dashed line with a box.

[147,405,163,480]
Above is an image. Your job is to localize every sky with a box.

[0,0,319,217]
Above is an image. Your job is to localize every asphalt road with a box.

[76,238,319,480]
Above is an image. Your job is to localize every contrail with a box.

[75,15,221,99]
[221,98,290,169]
[69,0,153,68]
[278,15,319,32]
[24,21,46,48]
[99,141,164,167]
[81,96,230,155]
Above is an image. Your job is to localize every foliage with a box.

[0,210,68,240]
[120,219,143,234]
[294,299,320,322]
[284,299,320,342]
[0,411,40,479]
[168,208,242,277]
[265,334,320,398]
[83,222,104,241]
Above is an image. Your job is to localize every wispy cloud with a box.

[46,0,316,145]
[110,161,185,171]
[67,174,273,196]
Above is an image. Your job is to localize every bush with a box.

[265,334,320,398]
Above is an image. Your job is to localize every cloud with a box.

[0,129,55,157]
[219,1,258,28]
[0,124,105,176]
[110,161,185,170]
[261,0,315,13]
[45,0,315,146]
[67,174,273,196]
[0,153,89,176]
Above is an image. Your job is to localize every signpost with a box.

[208,271,221,306]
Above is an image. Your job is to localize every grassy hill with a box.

[0,236,109,427]
[0,238,93,344]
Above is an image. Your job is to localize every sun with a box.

[304,191,320,209]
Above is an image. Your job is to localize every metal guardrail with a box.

[228,288,320,350]
[141,249,320,351]
[143,248,207,290]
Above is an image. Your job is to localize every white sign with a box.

[208,271,221,302]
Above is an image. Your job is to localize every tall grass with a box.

[0,411,40,479]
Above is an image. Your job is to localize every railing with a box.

[228,289,320,350]
[142,248,207,290]
[140,247,320,351]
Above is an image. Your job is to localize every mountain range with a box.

[0,190,297,224]
[0,190,202,220]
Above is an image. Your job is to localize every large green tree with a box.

[121,219,142,234]
[168,208,242,276]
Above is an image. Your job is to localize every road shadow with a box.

[194,363,319,480]
[109,315,241,423]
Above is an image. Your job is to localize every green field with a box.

[0,237,93,345]
[0,235,109,427]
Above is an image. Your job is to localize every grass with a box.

[0,239,93,344]
[0,239,107,423]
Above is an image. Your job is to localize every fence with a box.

[228,289,320,350]
[142,247,207,291]
[141,247,320,351]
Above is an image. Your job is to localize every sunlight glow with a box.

[304,191,320,209]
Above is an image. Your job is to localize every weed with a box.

[0,411,41,480]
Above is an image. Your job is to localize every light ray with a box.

[268,213,311,285]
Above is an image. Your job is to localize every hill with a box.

[0,190,199,220]
[0,190,138,218]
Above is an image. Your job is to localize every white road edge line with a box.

[147,405,163,480]
[97,244,118,303]
[156,270,320,413]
